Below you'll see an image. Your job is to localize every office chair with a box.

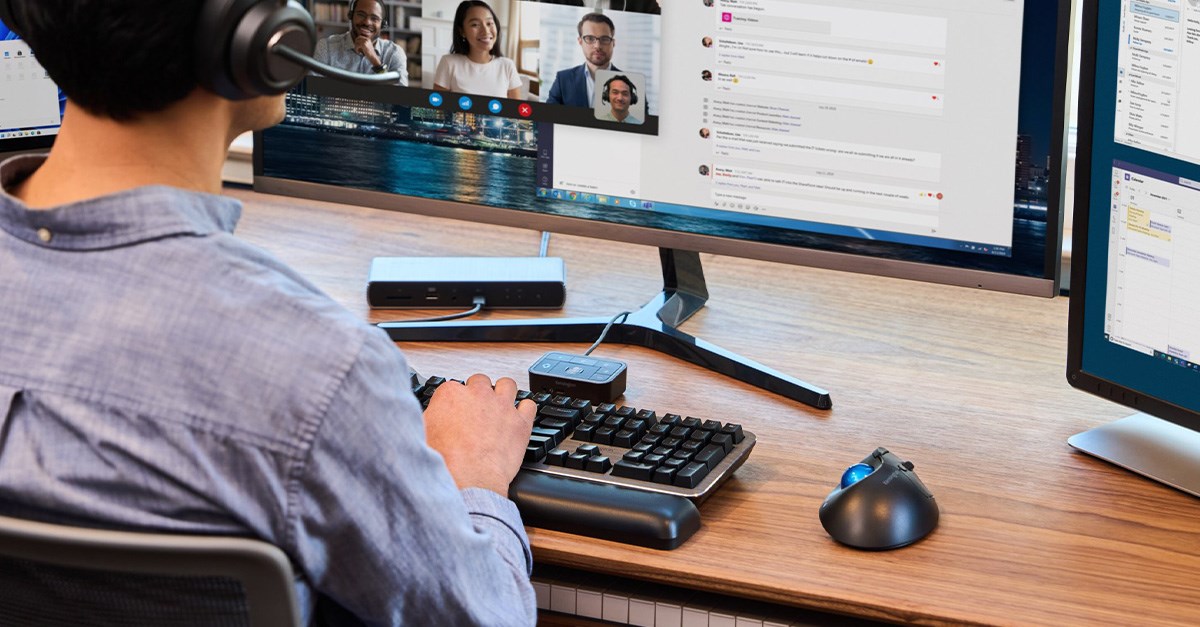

[0,514,301,627]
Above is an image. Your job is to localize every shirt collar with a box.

[0,154,242,251]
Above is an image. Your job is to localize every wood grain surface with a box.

[229,187,1200,626]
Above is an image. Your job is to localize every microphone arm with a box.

[272,43,402,85]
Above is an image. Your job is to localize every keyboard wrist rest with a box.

[509,471,701,550]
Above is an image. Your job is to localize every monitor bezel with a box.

[254,0,1073,298]
[1066,0,1200,434]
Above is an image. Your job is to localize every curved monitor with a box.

[256,0,1071,297]
[1067,0,1200,497]
[0,17,62,156]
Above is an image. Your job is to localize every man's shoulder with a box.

[556,64,585,80]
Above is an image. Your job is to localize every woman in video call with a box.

[434,0,522,98]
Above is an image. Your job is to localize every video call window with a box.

[303,0,662,134]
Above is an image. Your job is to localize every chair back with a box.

[0,514,301,627]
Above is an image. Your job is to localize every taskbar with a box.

[536,185,1014,258]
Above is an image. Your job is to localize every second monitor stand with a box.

[378,248,832,410]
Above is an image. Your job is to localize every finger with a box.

[493,377,518,399]
[465,373,493,389]
[516,398,537,421]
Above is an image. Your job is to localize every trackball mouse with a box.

[819,447,939,550]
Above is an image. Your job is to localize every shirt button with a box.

[36,228,52,243]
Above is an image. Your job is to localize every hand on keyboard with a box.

[414,376,755,504]
[422,374,537,495]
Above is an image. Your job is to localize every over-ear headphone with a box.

[349,0,388,28]
[601,75,639,105]
[0,0,396,101]
[195,0,315,100]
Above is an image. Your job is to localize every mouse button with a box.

[902,460,915,471]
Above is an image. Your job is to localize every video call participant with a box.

[546,13,620,107]
[597,74,641,124]
[433,0,522,98]
[0,1,536,624]
[537,0,661,13]
[313,0,408,85]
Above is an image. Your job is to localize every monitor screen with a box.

[0,17,62,155]
[257,0,1071,297]
[1067,0,1200,495]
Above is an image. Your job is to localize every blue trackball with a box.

[840,463,874,489]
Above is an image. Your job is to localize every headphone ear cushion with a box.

[0,0,20,37]
[196,0,315,100]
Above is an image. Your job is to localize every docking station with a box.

[367,257,566,309]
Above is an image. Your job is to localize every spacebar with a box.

[508,471,701,550]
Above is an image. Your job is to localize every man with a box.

[0,1,533,624]
[313,0,408,85]
[538,0,661,13]
[598,74,641,124]
[546,13,618,107]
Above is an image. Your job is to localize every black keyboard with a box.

[412,376,756,504]
[411,374,756,549]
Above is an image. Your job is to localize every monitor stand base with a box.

[1068,412,1200,498]
[378,248,831,410]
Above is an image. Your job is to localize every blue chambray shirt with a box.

[0,155,535,626]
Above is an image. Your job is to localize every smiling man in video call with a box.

[546,12,622,107]
[314,0,408,85]
[599,74,641,124]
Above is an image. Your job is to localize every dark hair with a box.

[450,1,503,57]
[349,0,386,22]
[601,75,638,105]
[9,0,205,121]
[577,12,615,37]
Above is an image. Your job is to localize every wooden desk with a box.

[229,187,1200,626]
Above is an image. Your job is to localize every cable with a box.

[379,295,486,324]
[539,231,552,257]
[272,43,402,85]
[584,311,632,356]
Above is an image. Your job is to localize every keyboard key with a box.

[586,456,613,473]
[648,424,671,437]
[673,462,710,488]
[570,398,593,411]
[545,449,568,466]
[643,453,666,466]
[660,414,682,427]
[660,437,683,449]
[531,392,552,404]
[652,466,677,485]
[670,449,696,462]
[525,445,545,463]
[596,403,617,414]
[538,417,572,433]
[576,444,600,457]
[539,405,583,425]
[613,429,638,448]
[612,460,656,481]
[701,419,722,432]
[634,409,657,424]
[622,451,646,464]
[682,417,703,429]
[603,416,625,430]
[531,426,563,447]
[574,423,596,442]
[688,430,712,445]
[710,432,734,454]
[669,426,692,439]
[680,439,704,453]
[550,395,573,407]
[592,426,615,445]
[613,406,637,419]
[566,452,590,470]
[694,443,726,470]
[720,423,745,444]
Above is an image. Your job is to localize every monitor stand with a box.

[1068,413,1200,498]
[378,248,832,410]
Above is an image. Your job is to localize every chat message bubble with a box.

[714,70,944,116]
[711,128,942,183]
[715,37,945,88]
[717,0,947,53]
[710,164,941,228]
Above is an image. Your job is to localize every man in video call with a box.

[0,0,534,624]
[598,74,641,124]
[539,0,661,14]
[313,0,408,85]
[546,12,621,107]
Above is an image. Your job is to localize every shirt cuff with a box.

[460,487,533,575]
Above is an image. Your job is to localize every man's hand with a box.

[353,36,382,67]
[424,374,537,495]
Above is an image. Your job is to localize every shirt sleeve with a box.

[385,44,409,86]
[311,37,330,75]
[286,326,536,626]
